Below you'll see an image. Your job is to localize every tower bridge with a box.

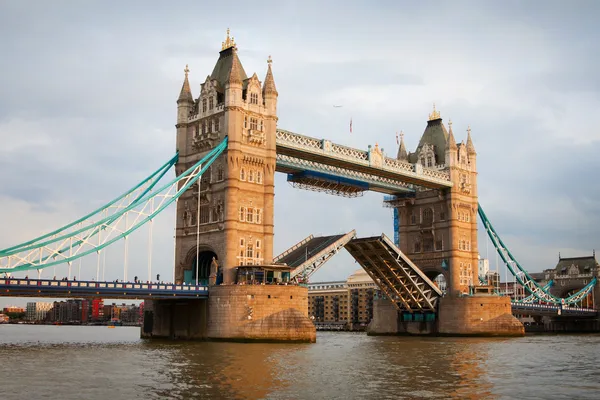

[1,30,598,340]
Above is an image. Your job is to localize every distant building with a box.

[308,269,377,330]
[2,306,24,314]
[478,257,489,279]
[26,302,53,322]
[91,299,104,321]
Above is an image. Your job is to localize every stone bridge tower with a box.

[174,30,278,285]
[393,105,479,296]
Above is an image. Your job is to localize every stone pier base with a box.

[438,295,524,336]
[141,298,208,340]
[206,285,316,343]
[367,295,525,337]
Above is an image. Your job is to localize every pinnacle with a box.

[397,132,408,161]
[446,121,457,150]
[263,56,278,96]
[466,126,476,154]
[178,64,193,103]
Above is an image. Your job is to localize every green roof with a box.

[210,47,248,90]
[408,118,448,164]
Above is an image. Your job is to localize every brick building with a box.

[308,269,377,330]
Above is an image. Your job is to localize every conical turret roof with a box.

[178,64,193,103]
[263,56,278,96]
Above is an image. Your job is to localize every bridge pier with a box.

[206,285,316,343]
[141,298,209,340]
[437,294,524,336]
[368,294,524,337]
[142,285,316,342]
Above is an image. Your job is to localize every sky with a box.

[1,0,600,306]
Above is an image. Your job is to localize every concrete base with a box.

[141,298,208,340]
[438,295,524,336]
[367,295,525,337]
[206,285,316,343]
[367,298,436,336]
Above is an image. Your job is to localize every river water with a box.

[0,325,598,400]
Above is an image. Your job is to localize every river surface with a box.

[0,325,598,400]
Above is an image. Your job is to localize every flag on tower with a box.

[396,131,399,145]
[349,118,353,133]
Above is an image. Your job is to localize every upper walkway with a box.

[275,129,452,196]
[0,278,208,300]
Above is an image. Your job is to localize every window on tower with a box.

[217,165,224,181]
[240,168,246,181]
[244,116,248,129]
[256,171,262,184]
[250,93,258,104]
[209,97,214,110]
[202,99,207,113]
[247,207,254,223]
[214,118,219,132]
[250,118,258,130]
[239,207,246,222]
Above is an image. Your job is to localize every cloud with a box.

[1,0,600,306]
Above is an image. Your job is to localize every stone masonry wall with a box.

[438,295,524,336]
[207,285,316,342]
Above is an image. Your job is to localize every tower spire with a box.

[263,55,278,96]
[428,102,441,121]
[397,131,408,161]
[221,28,236,51]
[466,125,476,154]
[446,119,457,150]
[178,64,193,103]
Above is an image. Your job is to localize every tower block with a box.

[143,30,315,342]
[389,106,523,336]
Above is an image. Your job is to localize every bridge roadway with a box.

[0,278,208,300]
[511,302,597,317]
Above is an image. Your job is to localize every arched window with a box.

[240,168,246,181]
[256,171,262,184]
[248,170,254,182]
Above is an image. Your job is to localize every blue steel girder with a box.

[276,154,415,195]
[275,129,453,190]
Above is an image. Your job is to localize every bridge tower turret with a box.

[176,64,193,155]
[173,30,278,286]
[395,105,480,296]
